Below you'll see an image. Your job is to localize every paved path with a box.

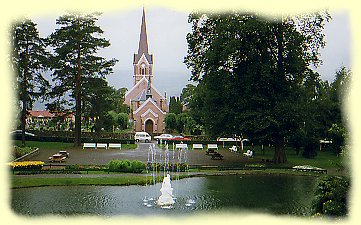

[26,142,257,166]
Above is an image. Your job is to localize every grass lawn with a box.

[14,140,74,150]
[13,141,137,150]
[11,176,150,188]
[236,145,346,170]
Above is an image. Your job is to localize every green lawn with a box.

[11,176,150,188]
[14,140,74,150]
[233,145,345,170]
[13,141,137,150]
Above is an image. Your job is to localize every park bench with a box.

[108,143,122,149]
[211,153,224,160]
[96,143,108,149]
[206,144,218,154]
[192,144,204,150]
[175,143,188,150]
[83,143,96,149]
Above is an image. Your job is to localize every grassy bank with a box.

[11,168,336,189]
[11,175,150,188]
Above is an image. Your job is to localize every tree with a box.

[180,83,196,108]
[165,113,177,132]
[169,96,183,114]
[313,176,350,217]
[11,19,49,146]
[47,12,117,146]
[184,12,330,163]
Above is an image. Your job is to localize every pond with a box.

[11,174,318,216]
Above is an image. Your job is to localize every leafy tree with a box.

[176,113,197,134]
[47,12,117,146]
[184,12,330,163]
[165,113,177,132]
[313,176,350,217]
[169,96,183,114]
[11,19,50,146]
[117,112,129,130]
[180,83,196,108]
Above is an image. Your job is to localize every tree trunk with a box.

[21,99,26,147]
[273,137,287,164]
[21,43,29,147]
[74,19,82,147]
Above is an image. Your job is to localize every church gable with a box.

[134,97,165,116]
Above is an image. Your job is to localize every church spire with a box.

[133,7,153,64]
[138,7,149,55]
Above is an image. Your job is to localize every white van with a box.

[134,132,152,142]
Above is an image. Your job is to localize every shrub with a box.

[130,160,146,173]
[13,146,35,159]
[107,160,144,173]
[312,176,350,217]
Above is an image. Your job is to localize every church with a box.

[124,8,168,134]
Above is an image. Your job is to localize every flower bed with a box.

[9,161,45,170]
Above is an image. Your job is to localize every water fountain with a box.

[143,143,195,209]
[157,174,175,207]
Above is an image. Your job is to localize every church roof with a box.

[134,8,153,64]
[125,76,166,101]
[133,97,166,115]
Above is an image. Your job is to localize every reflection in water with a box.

[11,175,318,216]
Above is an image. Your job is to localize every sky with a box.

[32,7,351,110]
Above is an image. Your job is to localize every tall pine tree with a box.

[47,12,117,146]
[11,19,49,146]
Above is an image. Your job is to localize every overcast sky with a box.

[32,7,351,109]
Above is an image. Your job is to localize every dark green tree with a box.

[185,12,330,163]
[180,83,196,108]
[313,176,350,217]
[165,113,177,132]
[47,12,117,146]
[169,96,183,114]
[11,19,50,146]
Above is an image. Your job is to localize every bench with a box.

[211,153,223,160]
[207,144,218,150]
[96,143,108,149]
[192,144,203,150]
[83,143,96,149]
[175,143,188,149]
[108,143,122,149]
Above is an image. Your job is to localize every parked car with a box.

[48,153,66,162]
[169,135,191,141]
[134,132,152,142]
[58,150,70,158]
[154,134,174,141]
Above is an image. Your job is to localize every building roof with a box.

[29,110,54,118]
[133,97,166,115]
[134,8,153,64]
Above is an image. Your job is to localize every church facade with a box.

[124,9,168,134]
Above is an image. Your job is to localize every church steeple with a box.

[133,7,153,64]
[138,8,149,56]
